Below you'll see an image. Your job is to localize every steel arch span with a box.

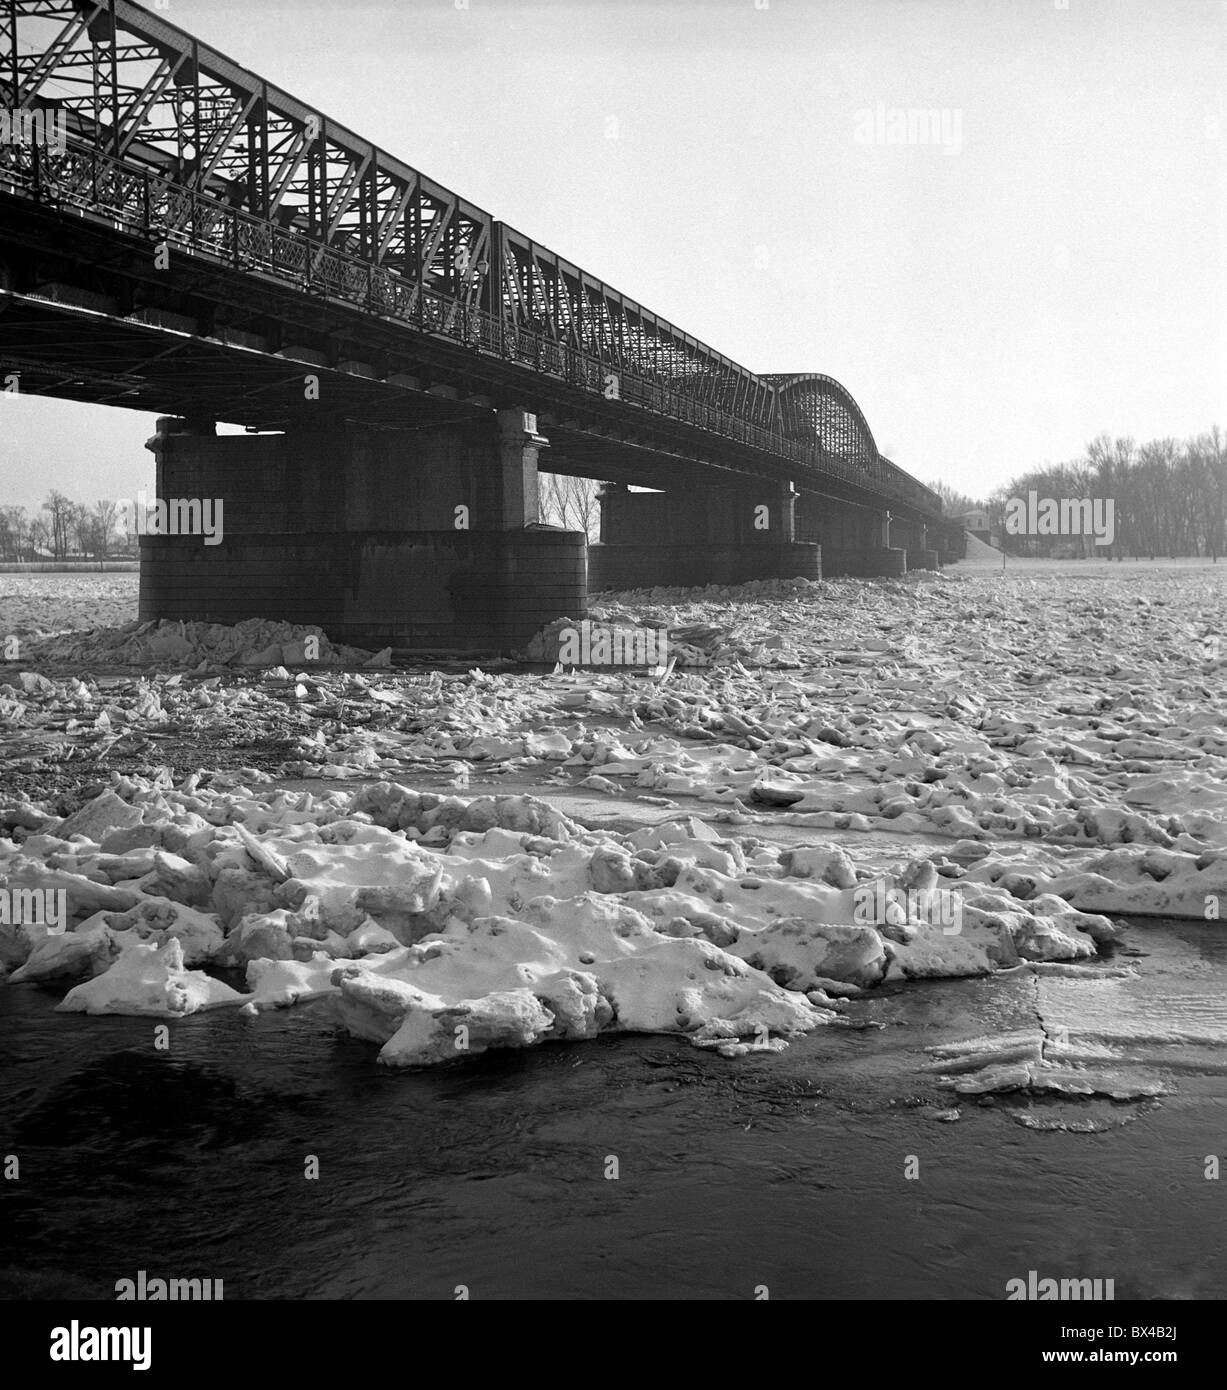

[764,372,921,505]
[764,374,880,467]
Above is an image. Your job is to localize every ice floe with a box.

[0,774,1143,1064]
[3,564,1226,1077]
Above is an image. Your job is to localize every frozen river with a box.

[2,562,1226,1299]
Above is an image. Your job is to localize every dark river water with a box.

[3,920,1225,1301]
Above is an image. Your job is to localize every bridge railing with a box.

[0,138,942,516]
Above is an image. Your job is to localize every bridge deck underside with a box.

[0,286,928,515]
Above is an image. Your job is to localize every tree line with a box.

[538,473,600,539]
[0,493,131,561]
[932,428,1227,559]
[15,436,1222,563]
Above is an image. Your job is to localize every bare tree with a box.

[0,505,29,561]
[41,490,75,559]
[539,473,600,539]
[989,431,1225,561]
[1195,427,1227,561]
[69,501,94,556]
[928,479,984,514]
[1086,435,1136,559]
[91,498,119,558]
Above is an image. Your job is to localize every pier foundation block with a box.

[139,415,586,651]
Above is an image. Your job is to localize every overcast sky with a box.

[2,0,1223,511]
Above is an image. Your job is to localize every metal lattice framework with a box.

[0,0,941,515]
[497,228,773,424]
[757,373,927,507]
[764,374,879,468]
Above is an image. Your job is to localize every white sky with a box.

[1,0,1223,511]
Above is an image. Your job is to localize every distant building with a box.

[951,508,992,544]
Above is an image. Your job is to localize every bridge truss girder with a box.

[0,0,941,519]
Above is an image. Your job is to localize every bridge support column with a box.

[773,480,799,544]
[596,480,627,544]
[853,509,904,576]
[795,495,907,577]
[139,413,585,653]
[495,408,543,528]
[589,480,819,591]
[905,522,940,571]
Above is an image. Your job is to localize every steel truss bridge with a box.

[0,0,942,520]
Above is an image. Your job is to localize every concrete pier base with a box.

[592,480,819,589]
[141,529,585,650]
[822,546,908,577]
[793,494,917,577]
[588,541,820,591]
[906,548,940,571]
[138,417,941,643]
[139,415,586,652]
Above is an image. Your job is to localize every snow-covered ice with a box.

[2,562,1225,1077]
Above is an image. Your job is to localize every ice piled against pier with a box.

[16,614,381,670]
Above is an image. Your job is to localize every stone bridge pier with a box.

[889,515,941,571]
[587,480,820,590]
[139,411,587,653]
[138,414,941,652]
[794,494,909,576]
